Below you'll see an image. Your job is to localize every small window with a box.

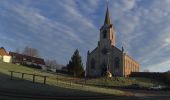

[103,33,107,38]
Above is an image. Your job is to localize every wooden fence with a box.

[9,71,47,84]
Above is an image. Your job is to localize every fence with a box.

[9,71,47,84]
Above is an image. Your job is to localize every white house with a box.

[0,47,12,63]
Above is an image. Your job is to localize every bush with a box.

[163,71,170,85]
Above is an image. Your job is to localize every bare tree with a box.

[45,59,57,68]
[45,59,62,69]
[15,48,20,53]
[23,46,39,57]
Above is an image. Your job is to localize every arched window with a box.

[103,33,107,38]
[115,57,120,68]
[91,58,95,69]
[103,30,107,38]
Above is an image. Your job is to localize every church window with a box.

[103,33,107,38]
[103,30,107,38]
[115,57,120,68]
[91,58,95,69]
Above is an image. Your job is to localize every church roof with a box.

[104,6,112,25]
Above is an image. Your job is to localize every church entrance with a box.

[101,67,107,76]
[101,62,107,76]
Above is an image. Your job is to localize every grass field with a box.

[0,61,166,97]
[0,61,125,96]
[84,77,165,88]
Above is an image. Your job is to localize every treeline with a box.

[130,71,170,85]
[16,46,40,57]
[163,71,170,85]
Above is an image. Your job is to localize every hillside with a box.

[83,77,166,88]
[0,61,167,98]
[0,61,125,96]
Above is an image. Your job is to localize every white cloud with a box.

[165,37,170,45]
[1,0,170,71]
[145,59,170,72]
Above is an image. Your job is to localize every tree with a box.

[164,71,170,85]
[45,59,61,69]
[67,49,84,77]
[23,46,39,57]
[15,48,20,53]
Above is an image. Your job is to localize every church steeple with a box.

[104,6,112,25]
[99,3,116,46]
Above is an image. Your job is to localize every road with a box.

[0,88,170,100]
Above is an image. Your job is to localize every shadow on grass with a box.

[1,73,170,100]
[0,72,117,97]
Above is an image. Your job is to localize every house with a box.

[0,47,12,63]
[9,52,45,69]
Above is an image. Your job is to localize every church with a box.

[86,6,140,77]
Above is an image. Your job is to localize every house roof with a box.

[0,47,10,56]
[9,52,45,65]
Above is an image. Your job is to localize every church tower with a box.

[99,6,116,47]
[86,2,140,77]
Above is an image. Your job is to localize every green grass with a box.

[84,77,165,88]
[0,61,125,96]
[1,61,165,96]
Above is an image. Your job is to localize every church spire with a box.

[104,3,112,25]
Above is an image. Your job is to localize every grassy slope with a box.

[85,77,165,88]
[0,61,125,96]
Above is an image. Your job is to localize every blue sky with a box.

[0,0,170,72]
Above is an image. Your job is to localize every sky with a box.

[0,0,170,72]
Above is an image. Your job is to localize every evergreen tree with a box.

[67,49,84,77]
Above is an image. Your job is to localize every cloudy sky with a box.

[0,0,170,72]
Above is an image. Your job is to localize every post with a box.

[82,83,83,87]
[10,71,13,80]
[56,75,58,84]
[33,74,35,83]
[22,73,24,80]
[44,76,47,84]
[70,81,71,86]
[85,77,87,85]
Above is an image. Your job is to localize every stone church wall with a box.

[86,47,101,77]
[123,53,140,77]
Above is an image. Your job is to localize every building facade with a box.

[9,52,45,69]
[0,47,11,63]
[86,7,140,77]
